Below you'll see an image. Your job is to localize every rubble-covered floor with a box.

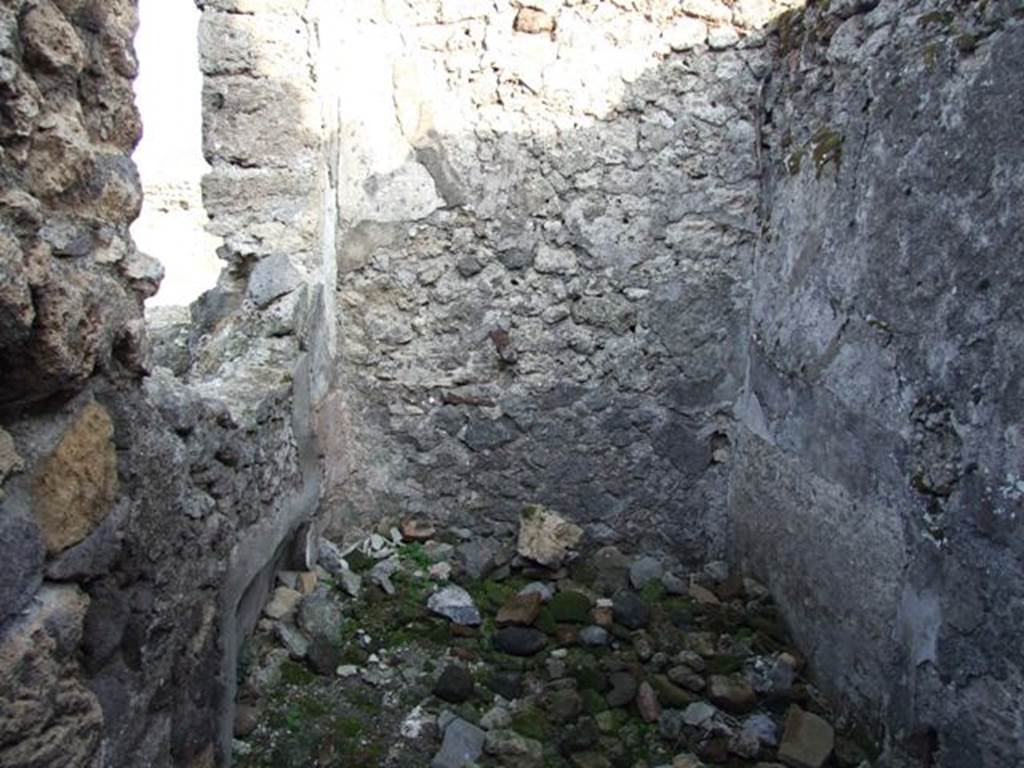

[232,508,878,768]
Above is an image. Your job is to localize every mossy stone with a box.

[639,580,665,605]
[280,659,317,686]
[650,675,695,708]
[570,561,598,587]
[574,666,608,692]
[608,623,633,642]
[594,710,624,734]
[535,605,558,635]
[707,655,744,676]
[550,591,592,624]
[580,688,609,715]
[346,549,374,573]
[512,706,549,740]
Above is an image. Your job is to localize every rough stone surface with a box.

[578,625,610,647]
[484,729,544,767]
[607,672,638,708]
[496,592,543,627]
[0,585,101,768]
[637,681,661,723]
[0,1,1020,766]
[297,587,343,644]
[0,427,23,492]
[0,515,45,625]
[320,0,781,560]
[432,716,485,768]
[683,701,717,728]
[731,2,1024,762]
[0,5,327,765]
[708,675,757,714]
[31,401,119,554]
[776,707,834,768]
[612,590,651,630]
[492,627,548,657]
[516,506,584,568]
[629,556,664,590]
[428,585,482,626]
[433,664,475,704]
[0,0,152,410]
[264,586,302,621]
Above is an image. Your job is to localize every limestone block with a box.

[513,7,556,35]
[681,0,733,23]
[32,402,119,555]
[663,17,708,50]
[707,25,741,50]
[202,75,318,169]
[199,10,310,79]
[201,0,309,13]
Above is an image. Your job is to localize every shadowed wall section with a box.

[732,1,1024,764]
[318,0,799,562]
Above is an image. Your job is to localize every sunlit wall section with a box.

[132,0,222,308]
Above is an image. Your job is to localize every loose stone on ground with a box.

[232,515,876,768]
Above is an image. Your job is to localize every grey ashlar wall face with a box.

[732,1,1024,764]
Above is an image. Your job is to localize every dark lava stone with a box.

[606,671,638,708]
[493,627,548,656]
[486,670,524,700]
[559,716,600,755]
[433,664,475,704]
[612,590,650,630]
[306,636,342,675]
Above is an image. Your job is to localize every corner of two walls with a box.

[316,0,800,561]
[0,0,336,765]
[730,1,1024,764]
[194,0,341,760]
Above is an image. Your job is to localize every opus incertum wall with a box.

[318,0,799,564]
[0,0,1021,766]
[0,0,331,765]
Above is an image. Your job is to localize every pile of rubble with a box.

[233,508,877,768]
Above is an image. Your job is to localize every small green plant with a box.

[397,542,431,569]
[280,659,316,686]
[810,127,843,177]
[787,147,805,176]
[640,580,666,605]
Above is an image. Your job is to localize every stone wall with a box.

[320,0,799,561]
[192,0,338,414]
[731,1,1024,764]
[0,1,329,765]
[3,0,1023,765]
[0,0,155,410]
